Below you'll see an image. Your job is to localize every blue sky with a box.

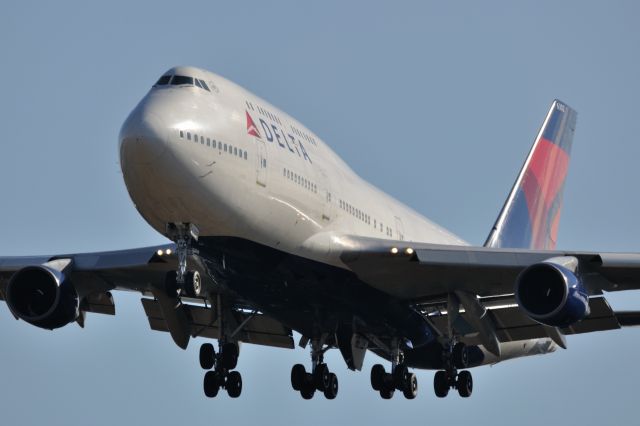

[1,1,639,425]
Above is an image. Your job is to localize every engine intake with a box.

[6,263,79,330]
[515,257,590,327]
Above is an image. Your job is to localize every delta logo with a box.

[246,111,261,138]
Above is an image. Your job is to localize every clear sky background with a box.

[1,1,639,425]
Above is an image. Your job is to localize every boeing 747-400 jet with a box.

[2,66,640,400]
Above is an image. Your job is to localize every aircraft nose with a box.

[119,104,168,165]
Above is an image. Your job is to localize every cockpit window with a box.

[198,79,211,91]
[194,79,203,88]
[171,75,194,86]
[155,75,171,86]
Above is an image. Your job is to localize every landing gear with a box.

[290,337,339,400]
[369,341,418,399]
[433,342,474,398]
[165,223,202,298]
[200,341,243,398]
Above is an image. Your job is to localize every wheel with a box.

[200,343,215,370]
[300,374,315,399]
[434,370,449,398]
[452,342,469,369]
[324,373,338,400]
[164,271,178,297]
[380,386,395,399]
[313,363,330,391]
[403,373,418,399]
[291,364,306,391]
[221,342,239,370]
[184,271,202,297]
[370,364,385,391]
[226,371,242,398]
[203,371,220,398]
[393,364,409,390]
[457,370,473,398]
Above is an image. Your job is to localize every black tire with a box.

[403,373,418,399]
[164,271,178,297]
[226,371,242,398]
[184,271,201,298]
[434,370,449,398]
[221,342,239,370]
[204,371,220,398]
[324,373,338,400]
[457,370,473,398]
[199,343,215,370]
[300,374,315,400]
[313,363,330,391]
[380,386,395,399]
[393,364,409,390]
[291,364,306,391]
[370,364,385,391]
[452,342,469,369]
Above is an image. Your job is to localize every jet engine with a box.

[514,257,590,327]
[5,261,79,330]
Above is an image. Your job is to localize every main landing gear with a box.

[433,342,473,398]
[290,338,339,400]
[200,341,243,398]
[165,223,202,298]
[369,342,418,400]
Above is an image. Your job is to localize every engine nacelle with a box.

[5,262,79,330]
[515,257,590,327]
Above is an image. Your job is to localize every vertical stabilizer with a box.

[485,100,577,250]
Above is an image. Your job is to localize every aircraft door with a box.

[255,140,267,187]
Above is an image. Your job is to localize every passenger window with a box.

[180,130,184,138]
[213,140,217,148]
[234,147,238,156]
[201,136,204,144]
[171,75,194,86]
[239,149,243,157]
[224,144,228,152]
[187,132,191,140]
[155,75,171,86]
[194,134,198,142]
[244,152,247,160]
[207,139,210,147]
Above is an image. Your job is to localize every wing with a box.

[0,245,293,350]
[338,235,640,351]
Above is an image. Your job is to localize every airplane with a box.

[2,65,640,401]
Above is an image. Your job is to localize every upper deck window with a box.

[171,75,194,86]
[155,75,171,86]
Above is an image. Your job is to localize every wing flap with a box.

[423,296,623,345]
[141,298,294,349]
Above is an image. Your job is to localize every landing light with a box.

[405,248,414,255]
[157,249,164,256]
[165,249,172,255]
[391,247,399,254]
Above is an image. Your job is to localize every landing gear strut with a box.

[201,341,243,398]
[165,223,202,298]
[369,340,418,399]
[291,337,339,400]
[433,341,473,398]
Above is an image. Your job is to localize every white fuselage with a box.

[119,66,466,267]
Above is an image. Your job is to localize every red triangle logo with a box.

[246,111,261,138]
